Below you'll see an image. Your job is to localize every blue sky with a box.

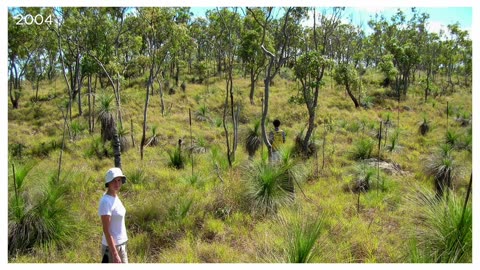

[190,6,471,36]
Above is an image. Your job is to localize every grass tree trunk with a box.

[112,124,122,168]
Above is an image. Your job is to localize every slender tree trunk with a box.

[175,62,180,87]
[78,75,83,116]
[322,125,327,171]
[35,77,40,102]
[346,82,360,108]
[222,76,232,167]
[229,69,238,161]
[130,118,135,148]
[249,67,256,105]
[88,75,93,133]
[157,78,165,116]
[93,75,97,131]
[140,69,153,160]
[115,72,123,128]
[57,107,69,183]
[262,61,274,160]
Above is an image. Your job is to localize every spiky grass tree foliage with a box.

[245,120,262,158]
[445,129,460,148]
[85,136,111,159]
[455,111,471,127]
[419,117,430,136]
[350,164,376,193]
[244,157,295,216]
[408,189,472,263]
[97,94,116,142]
[168,146,185,169]
[9,173,76,256]
[425,144,457,198]
[70,120,85,140]
[351,136,374,160]
[277,210,325,263]
[145,125,160,147]
[195,104,209,122]
[10,162,34,222]
[117,125,130,152]
[189,137,208,154]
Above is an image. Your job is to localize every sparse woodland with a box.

[8,7,472,263]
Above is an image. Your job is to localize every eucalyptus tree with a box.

[209,8,242,166]
[331,22,364,108]
[369,9,422,98]
[421,32,441,102]
[239,10,270,105]
[439,23,471,92]
[50,7,94,118]
[189,17,209,81]
[171,8,194,86]
[137,7,187,160]
[333,63,360,108]
[294,7,343,156]
[8,7,45,109]
[206,9,226,76]
[246,7,295,160]
[24,46,47,102]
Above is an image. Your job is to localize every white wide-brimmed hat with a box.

[105,167,127,187]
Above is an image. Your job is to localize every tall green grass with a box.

[407,189,472,263]
[276,209,326,263]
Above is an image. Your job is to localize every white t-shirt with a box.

[98,194,128,246]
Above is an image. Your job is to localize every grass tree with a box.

[419,116,430,136]
[144,125,160,147]
[244,157,296,216]
[97,94,116,143]
[9,170,76,256]
[168,139,186,169]
[245,120,262,159]
[425,144,457,198]
[351,136,374,160]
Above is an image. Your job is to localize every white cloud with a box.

[356,7,389,14]
[427,21,448,35]
[425,21,471,39]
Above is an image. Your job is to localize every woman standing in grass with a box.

[98,167,128,263]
